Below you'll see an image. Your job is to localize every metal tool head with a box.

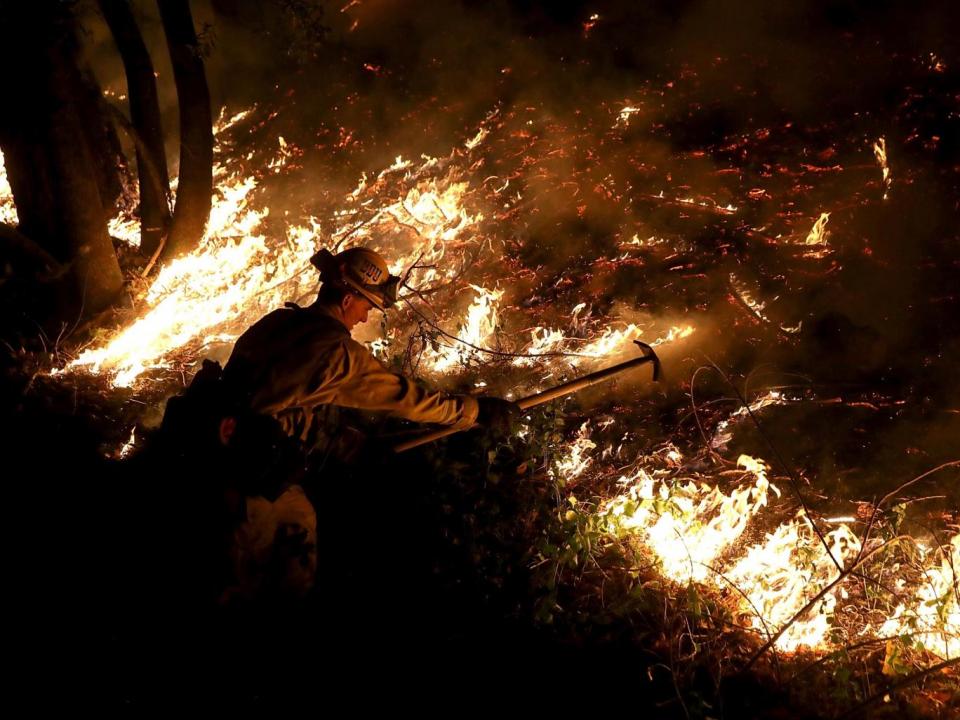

[633,340,662,382]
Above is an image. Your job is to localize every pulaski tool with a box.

[393,340,661,452]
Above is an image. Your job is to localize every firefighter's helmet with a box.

[310,247,400,310]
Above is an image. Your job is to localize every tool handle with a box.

[392,353,657,453]
[514,354,655,409]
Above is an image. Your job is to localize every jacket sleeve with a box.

[299,338,479,427]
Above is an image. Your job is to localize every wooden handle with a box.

[392,351,658,453]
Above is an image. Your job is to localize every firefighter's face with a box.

[341,292,374,329]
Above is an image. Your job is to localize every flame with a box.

[0,149,18,225]
[604,454,780,584]
[118,427,137,459]
[552,421,597,483]
[573,324,643,364]
[726,514,861,652]
[2,147,142,247]
[334,158,482,290]
[67,123,308,386]
[512,321,692,369]
[108,213,142,248]
[513,326,567,366]
[652,324,695,346]
[711,391,788,450]
[424,285,503,373]
[597,440,956,657]
[879,534,959,659]
[63,117,489,387]
[805,212,831,246]
[34,92,957,674]
[873,137,891,200]
[214,107,254,135]
[465,127,489,150]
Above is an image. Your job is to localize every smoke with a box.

[73,0,960,510]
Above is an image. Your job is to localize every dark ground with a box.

[4,366,809,715]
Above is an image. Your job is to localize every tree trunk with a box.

[0,3,124,316]
[76,61,129,221]
[99,0,171,255]
[157,0,213,260]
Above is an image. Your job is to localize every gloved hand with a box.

[476,397,522,436]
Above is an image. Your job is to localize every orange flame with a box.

[879,534,959,659]
[424,285,503,373]
[805,212,830,246]
[873,137,891,200]
[604,454,780,584]
[726,513,861,652]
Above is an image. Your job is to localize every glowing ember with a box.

[927,53,947,73]
[615,106,641,128]
[730,274,769,322]
[582,13,600,35]
[0,149,18,225]
[621,234,669,248]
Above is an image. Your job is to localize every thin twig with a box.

[742,535,913,672]
[857,461,960,568]
[704,356,842,574]
[705,563,782,684]
[402,297,597,362]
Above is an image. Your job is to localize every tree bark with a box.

[157,0,213,260]
[0,223,66,280]
[76,61,129,220]
[0,3,124,316]
[98,0,171,255]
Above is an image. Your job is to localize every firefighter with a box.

[203,246,519,601]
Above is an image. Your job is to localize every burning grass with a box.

[9,47,959,714]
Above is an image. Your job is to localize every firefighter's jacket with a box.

[222,302,479,446]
